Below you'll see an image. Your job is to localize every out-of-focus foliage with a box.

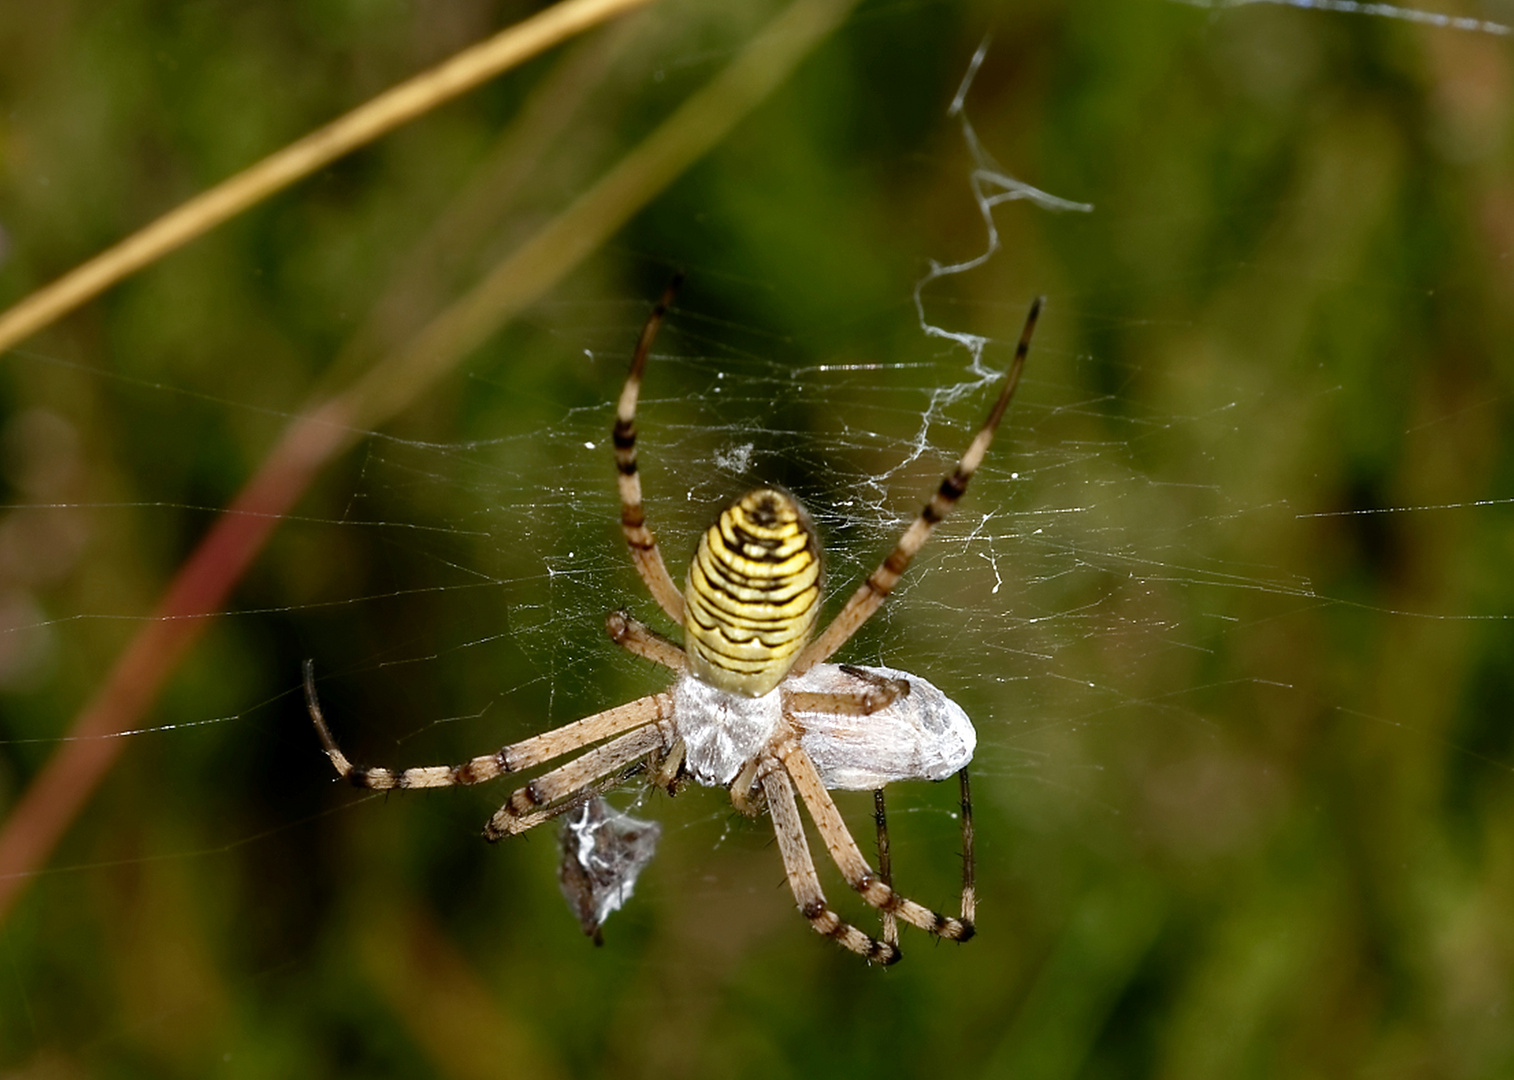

[2,0,1513,1076]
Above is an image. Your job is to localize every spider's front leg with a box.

[957,767,977,927]
[647,736,688,795]
[304,660,674,794]
[486,718,677,839]
[872,787,899,949]
[760,759,899,965]
[779,739,974,943]
[728,757,766,817]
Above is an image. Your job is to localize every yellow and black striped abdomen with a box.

[684,488,821,697]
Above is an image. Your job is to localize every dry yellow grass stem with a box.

[336,0,863,434]
[0,0,657,357]
[326,18,647,385]
[0,0,863,927]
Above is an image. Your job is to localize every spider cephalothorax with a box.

[307,277,1042,963]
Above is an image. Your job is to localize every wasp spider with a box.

[305,279,1042,964]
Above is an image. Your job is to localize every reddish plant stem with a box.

[0,403,353,924]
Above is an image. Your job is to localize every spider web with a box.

[12,11,1489,794]
[2,0,1511,987]
[292,67,1315,857]
[267,11,1514,917]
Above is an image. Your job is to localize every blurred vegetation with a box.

[2,0,1514,1076]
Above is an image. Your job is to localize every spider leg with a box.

[486,720,674,839]
[785,666,910,717]
[959,767,977,926]
[793,297,1042,673]
[759,761,899,965]
[512,762,647,843]
[729,757,766,817]
[780,739,974,942]
[305,660,672,788]
[873,788,899,949]
[606,609,687,671]
[648,736,687,794]
[871,770,975,943]
[613,275,688,625]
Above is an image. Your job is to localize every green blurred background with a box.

[3,0,1514,1076]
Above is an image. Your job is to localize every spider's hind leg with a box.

[613,275,688,625]
[792,297,1042,675]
